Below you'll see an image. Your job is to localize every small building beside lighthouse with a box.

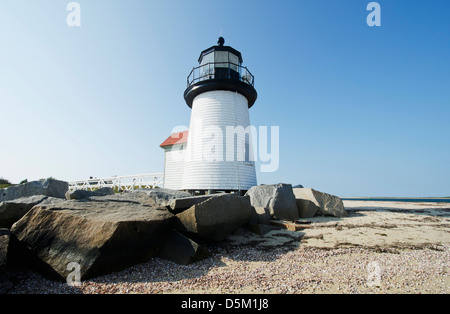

[159,130,188,190]
[160,37,258,194]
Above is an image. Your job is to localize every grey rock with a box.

[245,183,299,221]
[10,199,175,281]
[39,196,69,206]
[293,188,348,218]
[296,199,320,218]
[250,206,271,225]
[158,230,210,265]
[90,191,158,208]
[65,187,115,200]
[175,194,253,241]
[131,188,191,207]
[0,195,47,229]
[0,179,68,202]
[167,195,216,214]
[293,184,304,188]
[0,196,65,228]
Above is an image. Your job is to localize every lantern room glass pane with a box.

[229,53,239,72]
[215,51,228,68]
[200,52,214,79]
[201,52,214,66]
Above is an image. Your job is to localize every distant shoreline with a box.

[341,197,450,203]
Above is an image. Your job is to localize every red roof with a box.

[160,130,189,148]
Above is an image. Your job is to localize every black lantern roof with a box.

[198,37,243,64]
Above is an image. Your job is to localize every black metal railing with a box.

[187,62,254,87]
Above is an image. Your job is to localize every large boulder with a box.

[157,230,210,265]
[10,198,175,281]
[245,184,299,221]
[293,188,348,217]
[295,199,320,218]
[0,179,68,202]
[0,196,65,228]
[175,194,253,241]
[65,187,115,200]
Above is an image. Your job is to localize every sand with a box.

[300,200,450,250]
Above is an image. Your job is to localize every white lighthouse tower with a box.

[182,37,258,194]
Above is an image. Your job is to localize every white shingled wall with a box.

[181,90,257,191]
[163,144,186,190]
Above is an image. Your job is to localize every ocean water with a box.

[341,198,450,203]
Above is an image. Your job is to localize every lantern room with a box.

[184,37,257,109]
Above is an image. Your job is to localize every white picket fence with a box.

[68,173,164,192]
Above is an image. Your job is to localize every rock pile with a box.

[0,179,347,286]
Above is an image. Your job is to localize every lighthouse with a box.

[181,37,258,194]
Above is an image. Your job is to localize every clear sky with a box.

[1,0,449,197]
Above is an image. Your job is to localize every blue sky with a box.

[1,0,449,197]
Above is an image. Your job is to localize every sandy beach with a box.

[6,200,450,294]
